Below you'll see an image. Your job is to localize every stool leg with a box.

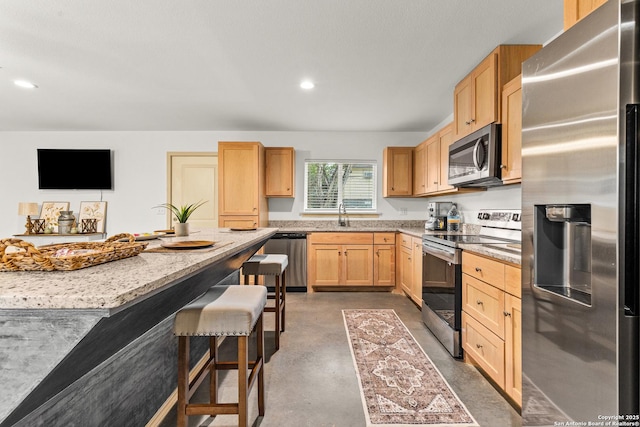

[274,275,281,350]
[209,337,218,404]
[281,270,286,332]
[257,313,265,416]
[244,272,249,285]
[177,336,189,427]
[238,335,249,427]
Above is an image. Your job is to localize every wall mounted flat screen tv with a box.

[37,149,113,190]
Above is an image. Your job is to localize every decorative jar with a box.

[58,211,76,234]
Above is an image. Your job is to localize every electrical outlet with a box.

[400,207,408,216]
[156,208,165,215]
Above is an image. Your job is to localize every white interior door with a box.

[168,153,218,229]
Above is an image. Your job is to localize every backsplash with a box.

[269,220,425,230]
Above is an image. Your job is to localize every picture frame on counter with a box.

[39,201,70,233]
[78,201,107,233]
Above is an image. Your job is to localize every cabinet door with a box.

[564,0,607,30]
[501,75,522,184]
[504,293,522,406]
[219,142,260,215]
[411,238,423,304]
[343,245,374,285]
[399,245,413,295]
[472,53,498,132]
[374,244,395,286]
[218,215,258,229]
[308,245,341,286]
[265,147,294,197]
[438,123,455,192]
[383,147,413,197]
[453,75,473,139]
[425,137,440,194]
[413,142,427,195]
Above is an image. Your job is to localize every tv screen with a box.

[37,149,113,190]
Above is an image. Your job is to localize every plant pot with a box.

[174,223,189,237]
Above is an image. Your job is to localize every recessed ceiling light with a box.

[300,80,315,90]
[14,80,38,89]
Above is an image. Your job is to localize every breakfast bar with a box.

[0,228,277,427]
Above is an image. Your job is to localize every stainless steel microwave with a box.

[448,123,502,187]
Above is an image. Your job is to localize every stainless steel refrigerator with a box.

[521,0,639,424]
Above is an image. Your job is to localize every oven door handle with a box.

[423,245,459,264]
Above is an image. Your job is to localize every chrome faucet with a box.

[338,202,348,226]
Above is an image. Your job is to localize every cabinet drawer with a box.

[462,312,505,388]
[308,232,373,245]
[462,251,505,289]
[462,273,505,339]
[399,233,412,249]
[374,232,395,245]
[504,265,522,298]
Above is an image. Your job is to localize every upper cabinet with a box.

[501,75,522,184]
[218,141,269,227]
[437,124,455,193]
[265,147,295,197]
[453,45,542,141]
[564,0,607,30]
[383,147,413,197]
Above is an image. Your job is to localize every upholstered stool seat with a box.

[173,285,267,427]
[242,254,288,350]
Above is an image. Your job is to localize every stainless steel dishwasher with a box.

[263,232,307,292]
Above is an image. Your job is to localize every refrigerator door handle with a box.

[625,104,640,316]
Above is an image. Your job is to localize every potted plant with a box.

[156,201,207,236]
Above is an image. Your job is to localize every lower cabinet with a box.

[307,232,395,289]
[461,251,522,407]
[396,233,423,306]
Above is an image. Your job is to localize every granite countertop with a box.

[459,244,521,265]
[0,228,277,310]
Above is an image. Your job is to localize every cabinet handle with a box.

[476,343,483,349]
[344,250,348,256]
[376,250,380,257]
[433,181,438,185]
[470,118,475,123]
[383,237,388,242]
[253,207,257,211]
[476,300,483,305]
[408,257,411,261]
[475,267,482,272]
[391,186,395,191]
[465,121,471,125]
[504,311,512,317]
[500,164,506,169]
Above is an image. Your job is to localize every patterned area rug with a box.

[343,309,478,427]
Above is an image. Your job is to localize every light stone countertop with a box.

[0,228,276,310]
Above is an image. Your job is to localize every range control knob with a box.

[512,213,521,222]
[481,213,491,220]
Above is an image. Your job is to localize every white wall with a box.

[0,131,520,238]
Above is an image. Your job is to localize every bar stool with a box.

[241,254,288,350]
[173,285,267,427]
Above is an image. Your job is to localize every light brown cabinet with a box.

[501,75,522,184]
[564,0,607,30]
[383,147,413,197]
[265,147,295,197]
[437,124,455,192]
[461,251,522,407]
[307,233,378,289]
[218,141,268,227]
[413,136,439,196]
[374,233,395,286]
[453,45,542,141]
[396,233,423,306]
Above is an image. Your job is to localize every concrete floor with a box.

[160,291,521,427]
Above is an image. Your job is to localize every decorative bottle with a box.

[57,211,75,234]
[447,204,461,232]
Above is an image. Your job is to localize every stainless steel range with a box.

[421,209,521,358]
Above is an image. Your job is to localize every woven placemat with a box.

[143,240,233,253]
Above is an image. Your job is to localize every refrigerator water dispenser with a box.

[533,204,592,306]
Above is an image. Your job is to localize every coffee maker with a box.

[425,202,453,231]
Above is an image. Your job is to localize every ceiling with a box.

[0,1,563,132]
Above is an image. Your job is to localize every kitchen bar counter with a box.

[0,228,276,427]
